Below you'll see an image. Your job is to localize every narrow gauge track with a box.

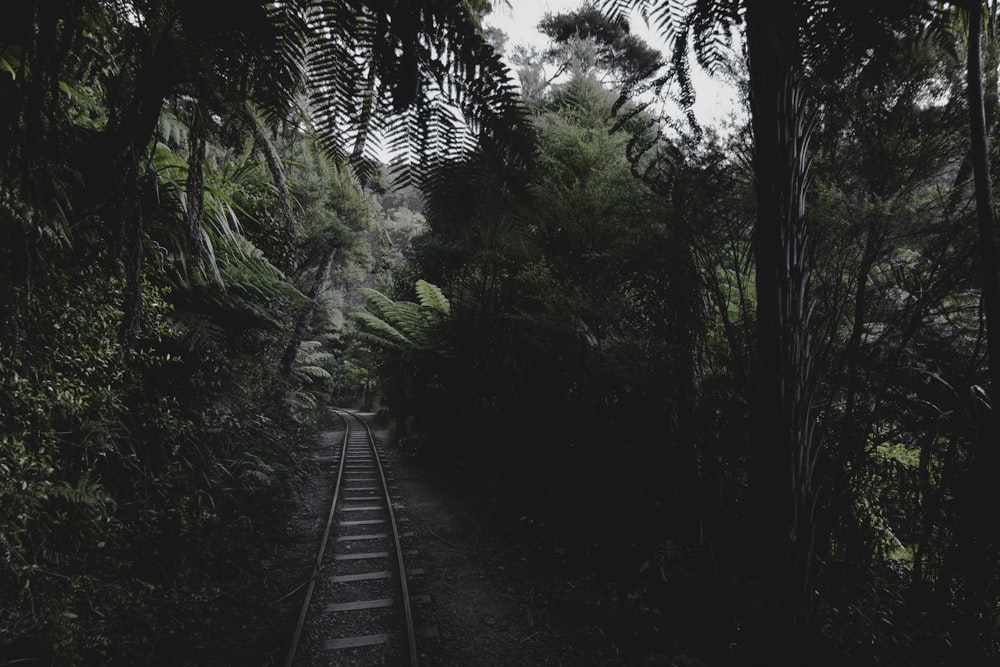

[284,409,419,666]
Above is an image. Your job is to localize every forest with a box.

[4,0,1000,664]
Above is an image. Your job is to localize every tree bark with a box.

[186,106,207,265]
[280,244,338,381]
[119,152,145,351]
[745,0,820,646]
[954,2,1000,656]
[241,103,296,237]
[968,3,1000,460]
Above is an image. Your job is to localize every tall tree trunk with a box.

[186,106,207,265]
[280,244,338,380]
[969,3,1000,457]
[745,0,820,647]
[954,2,1000,657]
[102,30,172,350]
[241,103,296,238]
[119,150,145,351]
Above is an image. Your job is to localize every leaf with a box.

[415,279,451,315]
[296,365,332,381]
[1,56,16,80]
[353,311,414,349]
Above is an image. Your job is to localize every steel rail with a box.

[283,412,349,667]
[283,409,418,666]
[350,409,419,667]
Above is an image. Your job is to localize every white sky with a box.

[483,0,743,130]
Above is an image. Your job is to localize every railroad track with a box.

[284,409,426,666]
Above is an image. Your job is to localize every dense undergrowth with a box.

[0,253,328,664]
[8,0,1000,663]
[355,11,1000,662]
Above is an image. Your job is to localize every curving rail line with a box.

[284,409,418,666]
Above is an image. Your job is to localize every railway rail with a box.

[284,409,423,666]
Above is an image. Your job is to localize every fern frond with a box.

[389,301,431,344]
[415,279,451,315]
[301,350,338,367]
[360,287,400,321]
[353,279,452,355]
[297,339,324,353]
[48,475,113,511]
[302,0,534,187]
[170,312,227,352]
[295,365,333,382]
[353,311,415,349]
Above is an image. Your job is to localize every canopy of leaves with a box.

[539,3,663,82]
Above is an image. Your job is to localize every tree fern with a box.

[354,281,452,355]
[415,278,452,316]
[303,0,535,189]
[290,338,340,382]
[601,0,739,131]
[295,364,333,382]
[354,308,416,350]
[48,475,114,512]
[391,301,435,347]
[170,311,227,352]
[151,134,307,323]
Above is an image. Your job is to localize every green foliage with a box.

[292,339,338,385]
[6,288,299,662]
[876,442,921,469]
[0,264,186,662]
[6,0,1000,663]
[151,137,307,316]
[396,75,709,560]
[374,6,1000,660]
[355,280,452,353]
[415,279,451,315]
[539,3,663,84]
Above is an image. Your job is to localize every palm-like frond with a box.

[601,0,738,123]
[296,364,333,381]
[354,281,452,354]
[290,338,339,385]
[48,474,115,512]
[218,237,306,306]
[253,1,310,127]
[170,310,227,352]
[390,301,435,347]
[150,135,307,330]
[354,308,415,349]
[304,0,535,188]
[415,279,451,315]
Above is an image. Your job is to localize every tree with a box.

[940,0,1000,657]
[600,0,935,646]
[509,2,664,108]
[539,3,663,85]
[0,1,537,660]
